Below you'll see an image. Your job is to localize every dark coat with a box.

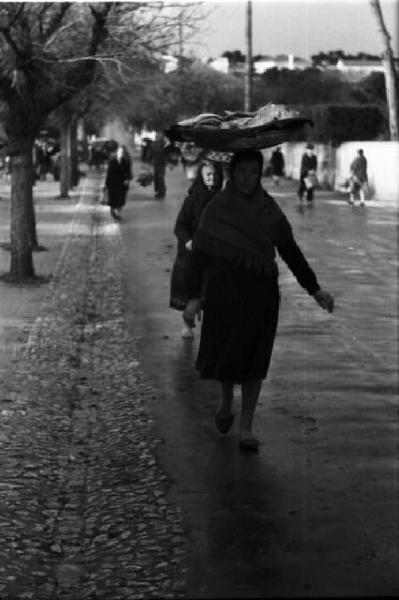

[300,153,317,177]
[270,149,285,176]
[105,156,132,208]
[169,171,223,310]
[186,206,320,383]
[350,155,368,183]
[148,140,166,168]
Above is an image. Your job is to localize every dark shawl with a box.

[193,151,292,274]
[174,162,223,252]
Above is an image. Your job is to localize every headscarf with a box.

[229,149,263,182]
[187,159,223,196]
[193,150,292,273]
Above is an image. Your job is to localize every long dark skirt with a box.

[107,184,129,209]
[196,266,280,383]
[169,251,191,311]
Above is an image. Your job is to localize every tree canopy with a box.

[311,50,381,66]
[0,2,201,148]
[0,1,205,281]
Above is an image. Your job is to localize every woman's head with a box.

[230,150,263,196]
[116,144,127,160]
[306,143,314,156]
[199,160,223,191]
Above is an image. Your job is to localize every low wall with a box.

[263,141,399,202]
[263,142,335,189]
[334,141,399,201]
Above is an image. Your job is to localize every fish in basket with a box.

[165,103,312,152]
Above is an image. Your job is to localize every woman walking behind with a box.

[297,143,318,204]
[105,144,132,220]
[184,150,334,451]
[170,160,223,338]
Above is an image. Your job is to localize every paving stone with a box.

[0,175,187,598]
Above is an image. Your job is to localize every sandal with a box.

[215,413,234,434]
[239,435,259,452]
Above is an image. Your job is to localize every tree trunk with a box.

[70,119,79,188]
[370,0,399,140]
[59,120,71,198]
[9,144,36,280]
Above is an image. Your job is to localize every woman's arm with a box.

[277,237,320,294]
[278,238,334,311]
[277,238,333,312]
[174,194,195,245]
[185,249,209,298]
[183,249,210,324]
[127,159,133,180]
[105,161,112,187]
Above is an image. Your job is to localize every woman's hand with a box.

[183,298,202,325]
[185,240,193,251]
[313,289,334,313]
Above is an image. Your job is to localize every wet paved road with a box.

[120,165,398,598]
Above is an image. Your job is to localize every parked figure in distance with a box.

[184,150,334,452]
[349,148,368,206]
[148,132,167,199]
[298,143,318,204]
[105,144,132,220]
[270,146,285,185]
[170,160,223,339]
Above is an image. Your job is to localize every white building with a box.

[336,58,385,76]
[253,56,276,74]
[272,54,311,71]
[209,53,311,75]
[161,54,179,74]
[208,56,230,74]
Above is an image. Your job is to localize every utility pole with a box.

[178,10,183,71]
[244,0,253,112]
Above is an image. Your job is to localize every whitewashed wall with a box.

[334,141,399,201]
[264,141,399,202]
[263,142,335,188]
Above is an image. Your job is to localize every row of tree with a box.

[0,1,397,283]
[93,61,392,142]
[221,49,383,66]
[0,2,202,282]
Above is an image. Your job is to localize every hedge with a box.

[290,104,387,144]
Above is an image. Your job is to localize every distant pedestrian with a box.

[270,146,285,185]
[170,160,223,339]
[184,150,334,451]
[148,132,166,198]
[33,141,46,182]
[104,144,132,220]
[348,148,368,206]
[141,138,152,163]
[298,143,318,204]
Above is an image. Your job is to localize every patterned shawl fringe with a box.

[194,229,276,275]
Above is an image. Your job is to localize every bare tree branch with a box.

[44,20,82,50]
[0,26,22,59]
[43,2,71,40]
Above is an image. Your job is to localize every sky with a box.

[188,0,399,60]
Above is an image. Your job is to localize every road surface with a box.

[120,163,398,598]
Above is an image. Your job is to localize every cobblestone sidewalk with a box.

[0,175,187,599]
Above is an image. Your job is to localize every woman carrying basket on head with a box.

[184,150,334,451]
